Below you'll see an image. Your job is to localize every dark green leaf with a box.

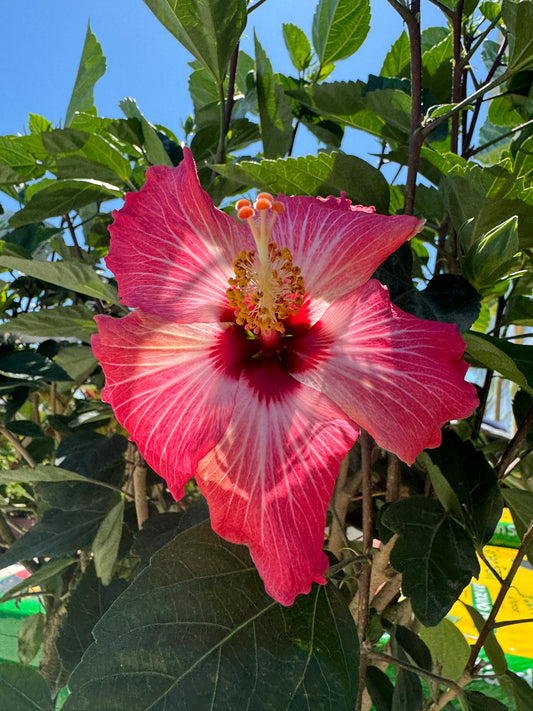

[366,666,393,711]
[255,34,293,158]
[65,23,106,127]
[5,421,43,438]
[425,430,503,547]
[503,670,533,711]
[283,23,313,72]
[422,30,453,103]
[382,497,479,626]
[132,501,210,569]
[0,254,119,304]
[142,0,247,84]
[0,662,53,711]
[464,332,533,393]
[464,690,508,711]
[56,563,128,673]
[0,506,107,571]
[18,612,45,665]
[0,304,97,343]
[8,179,122,227]
[312,0,371,68]
[65,521,359,711]
[505,294,533,327]
[0,466,88,486]
[393,625,432,672]
[392,668,423,711]
[381,30,410,78]
[216,151,389,213]
[0,351,70,382]
[502,0,533,73]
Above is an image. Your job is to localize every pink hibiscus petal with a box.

[288,280,479,464]
[271,195,424,309]
[92,311,249,498]
[196,360,358,606]
[107,149,252,322]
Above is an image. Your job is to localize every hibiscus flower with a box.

[92,148,478,606]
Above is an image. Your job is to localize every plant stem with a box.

[450,1,465,155]
[132,447,149,529]
[466,520,533,673]
[367,650,467,697]
[497,404,533,478]
[0,425,37,467]
[224,44,239,135]
[467,117,533,158]
[403,1,423,216]
[355,430,374,711]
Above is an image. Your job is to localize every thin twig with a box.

[478,549,504,585]
[132,447,149,529]
[403,0,423,216]
[466,520,533,672]
[0,425,37,467]
[367,650,468,697]
[450,1,465,155]
[467,117,533,158]
[497,405,533,478]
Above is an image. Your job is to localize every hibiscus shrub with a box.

[1,1,533,710]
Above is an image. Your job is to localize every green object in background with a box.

[0,565,44,664]
[489,516,522,549]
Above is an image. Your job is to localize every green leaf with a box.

[504,670,533,711]
[419,619,470,681]
[502,488,533,564]
[92,496,124,585]
[53,345,98,383]
[0,254,119,305]
[366,666,394,711]
[0,558,75,604]
[312,0,371,68]
[216,152,389,213]
[254,34,293,159]
[56,563,128,674]
[364,88,411,134]
[0,136,45,182]
[0,662,53,711]
[381,497,480,626]
[502,0,533,73]
[380,30,410,78]
[422,30,453,103]
[8,179,122,227]
[504,294,533,326]
[142,0,247,84]
[462,216,520,295]
[464,691,508,711]
[0,351,70,383]
[65,23,106,127]
[464,332,533,393]
[65,520,359,711]
[18,612,45,665]
[0,304,97,344]
[0,465,89,486]
[282,23,313,72]
[119,97,173,167]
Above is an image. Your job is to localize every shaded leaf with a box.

[56,563,128,673]
[0,466,89,486]
[0,662,53,711]
[366,666,393,711]
[0,304,97,343]
[502,488,533,564]
[0,254,119,304]
[464,690,508,711]
[65,23,106,127]
[312,0,371,68]
[0,351,70,383]
[119,97,173,167]
[382,497,479,626]
[502,0,533,73]
[142,0,247,84]
[65,521,359,711]
[53,345,98,383]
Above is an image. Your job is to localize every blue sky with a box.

[1,1,443,161]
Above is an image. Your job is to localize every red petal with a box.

[272,195,423,312]
[107,149,251,322]
[196,361,358,606]
[289,280,479,464]
[92,311,246,498]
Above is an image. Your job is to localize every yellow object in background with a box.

[451,544,533,659]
